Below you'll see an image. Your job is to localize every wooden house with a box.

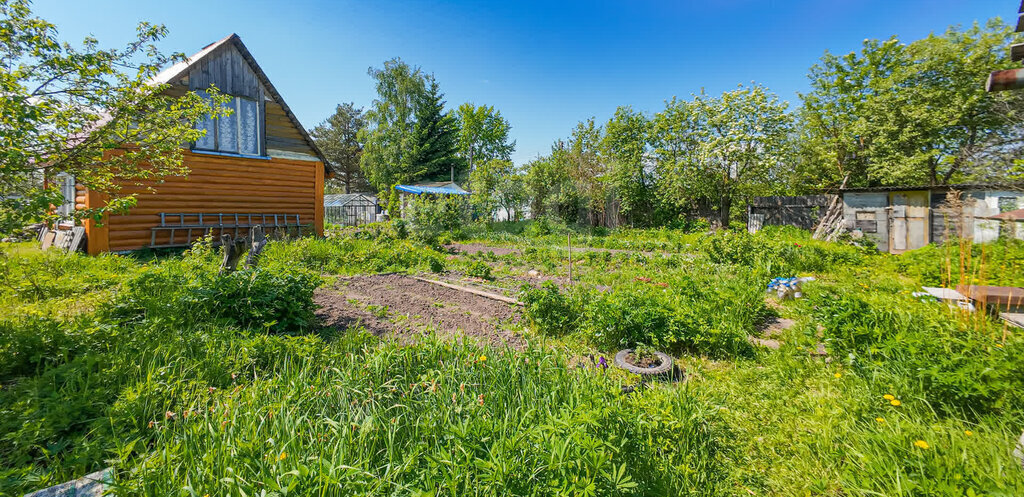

[74,34,333,254]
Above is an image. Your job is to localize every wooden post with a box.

[314,162,325,237]
[220,234,247,273]
[83,190,109,255]
[245,225,268,269]
[567,234,572,285]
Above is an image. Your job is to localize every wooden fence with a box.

[747,195,834,233]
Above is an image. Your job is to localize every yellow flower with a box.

[964,430,973,436]
[834,372,842,378]
[279,452,287,461]
[890,399,902,406]
[883,394,895,401]
[479,355,487,362]
[995,343,1003,348]
[913,440,930,450]
[875,417,885,423]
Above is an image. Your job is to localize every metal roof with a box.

[395,182,470,195]
[841,183,1024,193]
[324,193,377,207]
[152,34,334,174]
[979,208,1024,221]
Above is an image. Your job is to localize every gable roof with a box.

[153,34,334,174]
[324,193,378,207]
[841,183,1024,193]
[395,182,470,195]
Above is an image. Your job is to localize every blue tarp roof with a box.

[394,182,470,195]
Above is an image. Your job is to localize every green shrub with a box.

[465,259,493,280]
[524,267,766,358]
[406,195,469,245]
[520,282,580,337]
[895,238,1024,287]
[696,227,865,276]
[113,246,321,333]
[804,281,1024,417]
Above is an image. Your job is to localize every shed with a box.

[393,181,470,219]
[324,193,379,226]
[747,195,833,233]
[72,34,333,253]
[840,184,1024,253]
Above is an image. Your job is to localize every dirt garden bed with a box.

[315,273,526,349]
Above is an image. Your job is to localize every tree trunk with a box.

[719,195,732,229]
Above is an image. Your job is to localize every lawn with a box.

[2,222,1023,496]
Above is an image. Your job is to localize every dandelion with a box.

[964,430,973,436]
[279,452,287,461]
[913,440,930,450]
[479,355,487,362]
[834,372,842,378]
[875,417,885,423]
[883,394,895,401]
[890,399,901,406]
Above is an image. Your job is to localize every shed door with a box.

[889,191,929,253]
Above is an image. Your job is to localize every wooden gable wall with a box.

[164,42,320,162]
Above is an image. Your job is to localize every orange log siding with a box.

[83,151,324,253]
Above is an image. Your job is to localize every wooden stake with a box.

[568,234,572,285]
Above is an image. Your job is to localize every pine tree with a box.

[410,78,464,183]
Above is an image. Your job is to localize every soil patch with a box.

[446,243,520,256]
[315,273,525,349]
[625,352,663,368]
[760,316,796,338]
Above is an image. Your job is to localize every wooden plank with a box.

[986,68,1024,92]
[1012,42,1024,62]
[117,183,316,195]
[957,285,1024,308]
[410,276,523,306]
[84,189,109,255]
[123,185,314,198]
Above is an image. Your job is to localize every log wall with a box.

[83,151,324,253]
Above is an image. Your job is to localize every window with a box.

[193,91,262,156]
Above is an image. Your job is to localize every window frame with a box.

[192,94,264,157]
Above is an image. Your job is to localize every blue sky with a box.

[35,0,1015,165]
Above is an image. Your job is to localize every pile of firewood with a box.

[812,176,847,241]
